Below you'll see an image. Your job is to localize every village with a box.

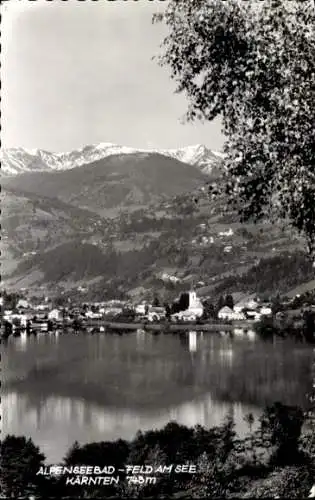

[1,286,315,341]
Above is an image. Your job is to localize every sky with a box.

[1,0,224,153]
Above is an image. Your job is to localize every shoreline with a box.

[2,319,258,338]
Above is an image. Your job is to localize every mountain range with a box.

[1,143,224,176]
[2,152,212,215]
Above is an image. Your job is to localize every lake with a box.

[1,330,313,463]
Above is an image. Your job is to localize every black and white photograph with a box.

[1,0,315,498]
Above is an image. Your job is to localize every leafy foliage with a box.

[0,435,46,498]
[61,440,129,498]
[259,402,305,466]
[154,0,315,255]
[1,291,21,310]
[242,465,314,499]
[64,439,130,469]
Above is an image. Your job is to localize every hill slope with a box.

[1,188,105,276]
[3,184,312,300]
[2,153,210,215]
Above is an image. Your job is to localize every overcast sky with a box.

[1,0,224,152]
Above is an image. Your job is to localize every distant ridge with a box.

[1,142,224,176]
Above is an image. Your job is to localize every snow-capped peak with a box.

[1,142,224,176]
[95,142,120,150]
[24,148,41,156]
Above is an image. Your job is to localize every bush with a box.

[242,465,314,498]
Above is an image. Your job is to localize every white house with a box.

[103,306,124,316]
[85,310,103,319]
[218,306,234,320]
[48,309,62,321]
[259,306,272,316]
[147,306,165,321]
[135,303,148,315]
[172,310,198,322]
[219,306,245,321]
[223,245,233,253]
[219,228,234,237]
[161,272,180,283]
[232,311,246,320]
[34,304,50,311]
[17,299,29,309]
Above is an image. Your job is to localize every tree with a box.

[0,435,46,498]
[164,302,171,319]
[202,299,215,320]
[63,440,129,498]
[225,294,234,310]
[54,295,68,308]
[154,0,315,258]
[2,291,20,310]
[217,295,225,311]
[64,439,129,468]
[259,402,305,466]
[153,296,160,307]
[178,292,190,311]
[195,451,239,498]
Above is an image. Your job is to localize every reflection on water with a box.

[189,331,197,352]
[2,331,313,462]
[15,332,28,351]
[2,391,257,464]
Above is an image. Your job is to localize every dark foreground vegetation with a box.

[1,403,314,499]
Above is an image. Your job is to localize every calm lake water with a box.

[1,330,314,463]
